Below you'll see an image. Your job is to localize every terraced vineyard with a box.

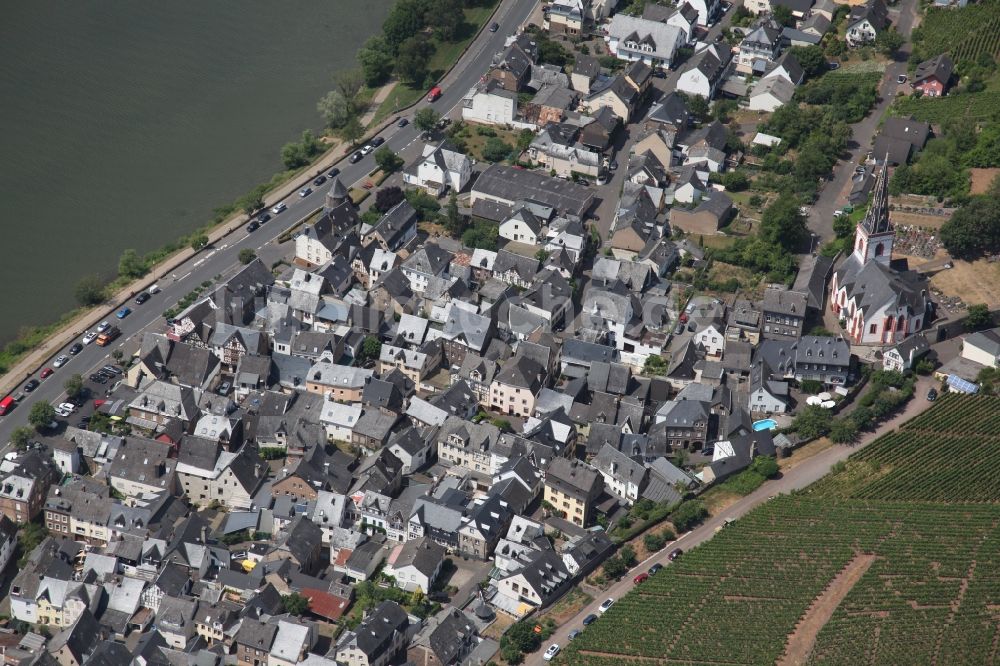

[911,0,1000,63]
[558,396,1000,665]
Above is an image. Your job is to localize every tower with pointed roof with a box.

[852,158,893,265]
[324,177,348,211]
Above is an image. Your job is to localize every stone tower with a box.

[852,158,893,266]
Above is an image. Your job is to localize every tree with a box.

[64,374,84,401]
[74,274,106,307]
[670,500,707,532]
[966,303,994,331]
[750,456,779,478]
[336,117,365,146]
[118,249,147,280]
[281,592,310,615]
[516,128,535,152]
[793,405,833,439]
[317,90,354,129]
[10,426,33,451]
[829,418,859,444]
[442,191,466,236]
[482,137,512,162]
[190,234,209,251]
[620,544,637,567]
[29,402,56,431]
[414,107,441,133]
[687,94,710,122]
[428,0,465,40]
[238,248,257,265]
[357,335,382,364]
[395,35,433,84]
[772,4,794,26]
[281,141,309,169]
[875,27,904,55]
[375,186,406,213]
[334,68,365,102]
[16,523,49,569]
[644,532,667,552]
[760,193,809,251]
[790,45,827,80]
[357,36,395,87]
[603,555,627,579]
[941,196,1000,260]
[382,0,425,52]
[374,146,404,173]
[644,354,668,375]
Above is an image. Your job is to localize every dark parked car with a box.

[648,563,663,575]
[349,151,363,164]
[582,614,598,626]
[89,374,108,384]
[669,548,684,561]
[371,136,385,147]
[328,167,340,178]
[68,343,84,355]
[257,212,271,224]
[135,291,151,304]
[396,118,408,128]
[313,175,327,186]
[23,379,39,392]
[927,388,938,401]
[246,220,260,233]
[489,21,499,31]
[102,365,122,376]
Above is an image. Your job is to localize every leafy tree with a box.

[317,90,354,129]
[644,354,668,375]
[941,197,1000,259]
[800,379,823,394]
[720,170,749,192]
[10,426,33,451]
[118,249,147,279]
[670,500,707,532]
[382,0,425,52]
[875,27,904,55]
[790,45,827,80]
[428,0,464,40]
[333,68,365,102]
[620,544,637,567]
[829,418,859,444]
[442,191,466,236]
[793,405,833,439]
[238,248,257,265]
[281,141,309,169]
[190,234,209,251]
[29,402,56,431]
[357,335,382,364]
[482,137,512,162]
[915,358,935,376]
[644,532,667,552]
[239,185,267,215]
[336,117,365,147]
[88,411,113,434]
[374,146,404,173]
[536,35,571,66]
[64,374,84,401]
[281,592,310,615]
[772,4,794,26]
[516,128,535,152]
[414,108,442,133]
[74,274,106,307]
[966,303,994,331]
[405,189,442,220]
[687,94,710,122]
[603,555,627,579]
[760,193,809,251]
[375,186,406,213]
[16,523,49,567]
[357,36,395,87]
[461,220,499,250]
[490,418,512,432]
[395,35,433,84]
[750,456,779,478]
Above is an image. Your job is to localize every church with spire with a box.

[829,161,933,346]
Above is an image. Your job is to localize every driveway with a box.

[525,376,937,665]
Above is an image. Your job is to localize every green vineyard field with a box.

[558,396,1000,665]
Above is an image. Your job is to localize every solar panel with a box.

[946,374,979,394]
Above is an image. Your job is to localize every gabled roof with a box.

[913,53,954,85]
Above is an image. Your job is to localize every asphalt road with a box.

[532,374,937,666]
[0,0,539,446]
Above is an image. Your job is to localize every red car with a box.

[633,573,649,585]
[426,86,442,102]
[40,368,54,379]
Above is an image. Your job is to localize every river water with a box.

[0,0,391,344]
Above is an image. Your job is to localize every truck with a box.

[96,326,121,347]
[426,86,442,102]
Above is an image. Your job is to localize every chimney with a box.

[200,526,207,544]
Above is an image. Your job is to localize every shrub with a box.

[644,532,667,552]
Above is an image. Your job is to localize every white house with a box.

[606,14,685,68]
[320,400,362,442]
[846,0,889,47]
[749,360,789,414]
[694,323,726,358]
[883,334,930,372]
[403,142,472,196]
[383,537,446,593]
[499,208,544,245]
[748,76,796,112]
[676,43,732,99]
[462,82,518,126]
[962,329,1000,369]
[684,0,720,25]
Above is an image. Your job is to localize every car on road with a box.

[96,321,110,333]
[328,167,341,178]
[23,379,39,393]
[649,563,663,575]
[246,220,260,233]
[598,598,615,614]
[427,86,442,102]
[653,67,667,78]
[396,118,408,128]
[489,21,499,32]
[854,166,867,175]
[897,74,907,84]
[116,307,131,319]
[68,343,83,355]
[312,175,327,186]
[360,144,374,155]
[298,187,312,197]
[82,331,98,345]
[89,373,108,384]
[609,160,619,171]
[568,629,582,641]
[102,365,122,376]
[55,406,72,418]
[543,644,560,661]
[669,548,684,561]
[349,151,363,163]
[58,402,76,414]
[256,213,271,225]
[40,368,53,379]
[371,137,385,147]
[135,292,151,304]
[827,61,840,70]
[271,202,287,214]
[927,388,938,402]
[582,613,598,626]
[53,355,69,368]
[633,573,649,585]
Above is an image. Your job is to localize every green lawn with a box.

[371,2,500,125]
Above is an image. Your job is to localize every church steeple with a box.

[852,157,893,265]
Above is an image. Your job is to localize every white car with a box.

[52,355,69,368]
[58,402,76,413]
[96,321,110,333]
[149,284,160,294]
[298,187,312,197]
[271,202,287,214]
[543,644,560,661]
[360,144,375,155]
[82,331,98,345]
[598,598,615,613]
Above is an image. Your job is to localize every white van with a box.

[148,284,161,295]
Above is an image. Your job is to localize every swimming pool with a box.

[752,418,777,432]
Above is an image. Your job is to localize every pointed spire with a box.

[860,155,892,236]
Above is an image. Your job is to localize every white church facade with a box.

[829,162,933,346]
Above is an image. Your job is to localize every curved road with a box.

[0,0,538,446]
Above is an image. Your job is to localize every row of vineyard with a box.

[900,393,1000,436]
[891,91,1000,123]
[560,500,1000,665]
[910,1,1000,64]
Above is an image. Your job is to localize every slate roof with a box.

[913,53,953,86]
[474,164,593,218]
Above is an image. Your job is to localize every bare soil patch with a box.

[778,554,877,666]
[970,168,1000,195]
[929,257,1000,310]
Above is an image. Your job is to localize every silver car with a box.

[53,355,69,368]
